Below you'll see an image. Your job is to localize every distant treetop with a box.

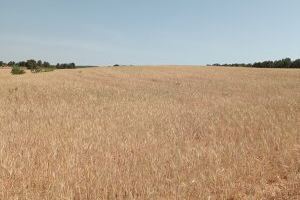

[0,59,76,69]
[208,58,300,68]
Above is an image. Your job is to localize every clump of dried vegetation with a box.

[0,66,299,199]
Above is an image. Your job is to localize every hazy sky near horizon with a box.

[1,0,300,65]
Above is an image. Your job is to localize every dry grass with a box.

[0,66,299,199]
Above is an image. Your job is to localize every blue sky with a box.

[1,0,299,65]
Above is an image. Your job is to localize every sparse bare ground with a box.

[0,66,299,199]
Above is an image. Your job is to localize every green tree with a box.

[26,59,37,70]
[37,60,43,67]
[70,63,76,68]
[291,59,300,68]
[43,61,50,68]
[8,61,15,66]
[18,61,26,67]
[281,58,292,68]
[273,58,292,68]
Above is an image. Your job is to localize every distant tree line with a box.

[208,58,300,68]
[0,59,76,70]
[56,63,76,69]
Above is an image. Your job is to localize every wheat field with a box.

[0,66,299,199]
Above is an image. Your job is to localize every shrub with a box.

[42,67,55,72]
[31,67,42,73]
[11,66,25,75]
[31,67,55,73]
